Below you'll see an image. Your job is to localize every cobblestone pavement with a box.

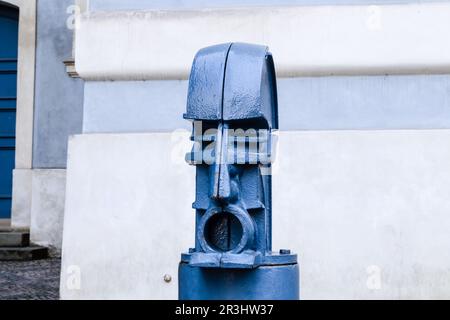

[0,258,61,300]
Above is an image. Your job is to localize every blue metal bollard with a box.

[179,43,299,300]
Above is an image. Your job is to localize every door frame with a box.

[0,0,36,227]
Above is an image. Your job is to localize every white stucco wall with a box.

[30,169,66,252]
[61,133,195,299]
[61,131,450,299]
[272,130,450,299]
[61,0,450,300]
[75,3,450,80]
[11,169,32,228]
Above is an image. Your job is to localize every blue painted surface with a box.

[33,0,84,169]
[90,0,450,11]
[179,263,300,300]
[180,43,298,299]
[0,4,18,219]
[185,43,231,122]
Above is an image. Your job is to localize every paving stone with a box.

[0,258,61,300]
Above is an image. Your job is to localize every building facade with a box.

[0,0,83,254]
[2,0,450,299]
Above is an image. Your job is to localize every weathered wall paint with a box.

[33,0,84,168]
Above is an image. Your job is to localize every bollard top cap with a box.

[185,42,279,130]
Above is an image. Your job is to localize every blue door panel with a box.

[0,98,16,109]
[0,148,14,193]
[0,5,18,219]
[0,73,17,96]
[0,61,17,71]
[0,147,14,218]
[0,138,15,148]
[0,110,16,135]
[0,200,12,219]
[0,7,19,58]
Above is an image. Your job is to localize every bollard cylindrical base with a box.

[178,263,299,300]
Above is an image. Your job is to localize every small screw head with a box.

[164,274,172,283]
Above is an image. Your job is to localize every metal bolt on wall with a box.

[178,43,299,300]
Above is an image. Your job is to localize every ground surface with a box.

[0,258,60,300]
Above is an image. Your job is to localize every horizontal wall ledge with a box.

[75,3,450,80]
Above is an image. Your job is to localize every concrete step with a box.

[0,232,30,247]
[0,226,29,233]
[0,246,49,261]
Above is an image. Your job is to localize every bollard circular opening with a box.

[204,212,243,252]
[198,205,255,254]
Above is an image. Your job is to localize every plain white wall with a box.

[61,132,195,299]
[61,131,450,299]
[75,3,450,80]
[30,169,66,252]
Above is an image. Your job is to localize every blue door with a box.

[0,4,18,219]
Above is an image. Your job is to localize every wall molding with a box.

[75,3,450,80]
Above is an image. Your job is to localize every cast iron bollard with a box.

[179,43,299,300]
